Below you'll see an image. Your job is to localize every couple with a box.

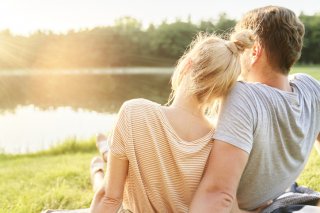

[90,6,320,213]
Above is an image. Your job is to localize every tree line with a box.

[0,13,319,69]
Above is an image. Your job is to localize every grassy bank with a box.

[0,140,319,213]
[0,139,97,213]
[297,150,320,190]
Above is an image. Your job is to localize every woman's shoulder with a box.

[121,98,160,112]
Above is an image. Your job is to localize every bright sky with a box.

[0,0,319,35]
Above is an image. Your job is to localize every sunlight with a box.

[0,0,318,35]
[0,0,116,35]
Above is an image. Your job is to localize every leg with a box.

[96,133,108,162]
[90,156,105,192]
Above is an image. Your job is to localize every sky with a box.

[0,0,319,35]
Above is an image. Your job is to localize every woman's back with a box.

[109,98,214,212]
[90,30,255,213]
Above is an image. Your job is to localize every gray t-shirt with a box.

[213,73,320,210]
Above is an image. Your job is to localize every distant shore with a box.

[0,64,318,76]
[0,67,174,76]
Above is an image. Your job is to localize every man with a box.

[190,6,320,213]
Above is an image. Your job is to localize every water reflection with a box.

[0,71,171,112]
[0,68,172,153]
[0,105,117,154]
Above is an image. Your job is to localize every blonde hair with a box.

[168,30,255,112]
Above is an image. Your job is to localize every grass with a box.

[0,66,319,213]
[0,139,97,213]
[297,149,320,190]
[1,142,319,213]
[291,64,320,79]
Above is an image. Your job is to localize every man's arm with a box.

[316,133,320,155]
[90,154,128,213]
[189,140,249,213]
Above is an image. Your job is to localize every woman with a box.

[90,30,254,212]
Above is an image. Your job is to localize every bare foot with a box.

[90,156,105,192]
[96,133,108,162]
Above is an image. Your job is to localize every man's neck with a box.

[247,68,292,92]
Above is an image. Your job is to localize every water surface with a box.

[0,68,172,153]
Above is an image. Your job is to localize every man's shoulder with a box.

[229,81,251,95]
[232,81,268,92]
[290,73,319,87]
[290,72,317,81]
[290,73,320,97]
[228,81,266,100]
[234,74,320,97]
[221,82,259,115]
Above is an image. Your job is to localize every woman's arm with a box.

[90,102,130,212]
[90,153,129,213]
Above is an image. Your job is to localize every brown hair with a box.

[169,30,254,110]
[235,6,305,74]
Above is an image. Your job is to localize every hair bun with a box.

[226,30,255,54]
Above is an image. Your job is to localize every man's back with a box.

[213,73,320,210]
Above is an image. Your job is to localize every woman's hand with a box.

[90,185,122,213]
[90,152,129,213]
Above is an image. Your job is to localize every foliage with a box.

[299,13,320,64]
[1,12,320,69]
[0,14,236,69]
[0,137,97,160]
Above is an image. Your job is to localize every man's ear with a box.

[251,42,262,65]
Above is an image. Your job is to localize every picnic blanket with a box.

[262,183,320,213]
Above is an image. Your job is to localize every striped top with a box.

[109,98,214,212]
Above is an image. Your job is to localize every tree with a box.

[299,13,320,64]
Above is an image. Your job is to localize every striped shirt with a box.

[109,98,214,212]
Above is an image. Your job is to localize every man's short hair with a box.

[235,6,305,74]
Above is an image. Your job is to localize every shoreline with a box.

[0,67,174,76]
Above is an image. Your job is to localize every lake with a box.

[0,67,173,154]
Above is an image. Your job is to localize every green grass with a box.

[1,142,319,213]
[0,139,98,213]
[297,149,320,190]
[291,64,320,79]
[0,66,319,213]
